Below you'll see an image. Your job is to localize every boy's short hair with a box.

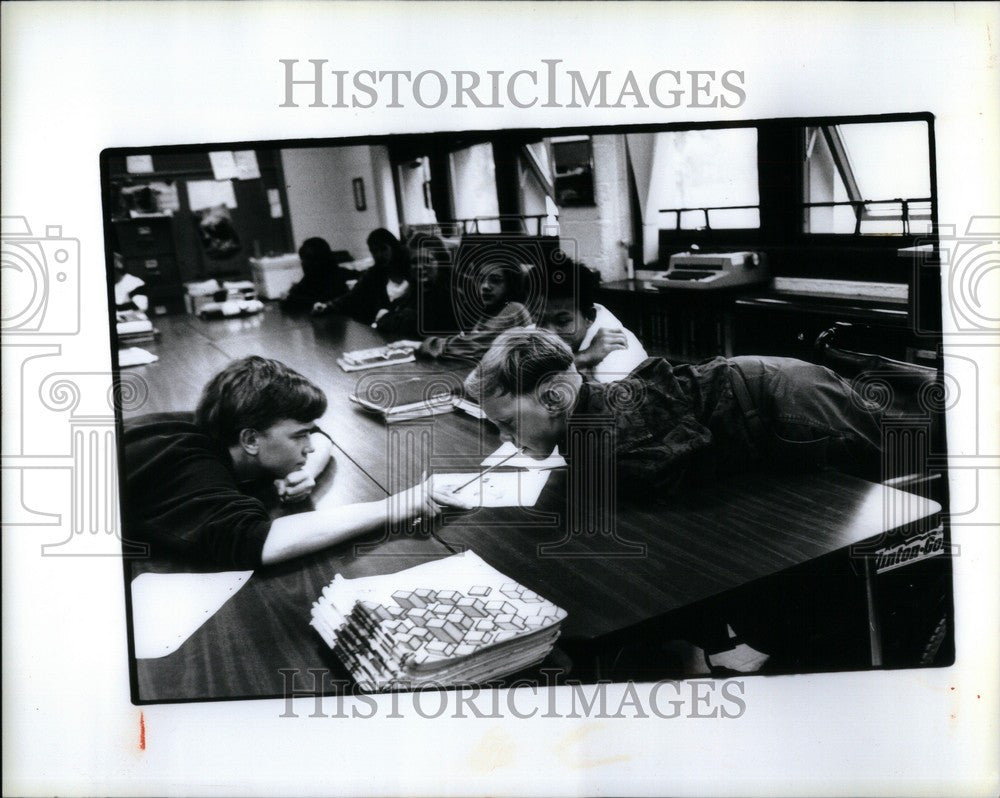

[545,259,601,315]
[195,356,327,445]
[465,328,574,398]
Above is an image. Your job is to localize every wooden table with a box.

[122,306,941,701]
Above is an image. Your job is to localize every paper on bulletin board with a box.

[187,179,237,211]
[209,150,238,180]
[149,181,180,212]
[234,150,261,179]
[125,154,154,173]
[267,187,283,218]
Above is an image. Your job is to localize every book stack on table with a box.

[349,370,458,422]
[337,342,421,372]
[116,309,159,345]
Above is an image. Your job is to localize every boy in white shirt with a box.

[538,260,648,382]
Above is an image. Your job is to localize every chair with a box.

[815,323,952,669]
[814,322,945,496]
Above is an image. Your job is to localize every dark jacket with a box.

[328,267,406,325]
[568,355,883,494]
[281,259,350,312]
[374,279,461,337]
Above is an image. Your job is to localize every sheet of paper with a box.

[130,570,253,659]
[480,440,566,471]
[117,347,159,367]
[234,150,261,179]
[186,179,237,211]
[125,154,153,173]
[208,150,238,180]
[149,180,180,212]
[435,469,551,508]
[267,187,283,217]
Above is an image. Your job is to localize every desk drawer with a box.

[125,255,179,286]
[116,218,174,254]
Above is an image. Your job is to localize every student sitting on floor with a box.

[537,260,648,383]
[281,237,349,313]
[124,356,471,568]
[465,328,883,488]
[418,257,532,362]
[313,228,412,326]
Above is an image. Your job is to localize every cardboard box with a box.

[249,254,303,300]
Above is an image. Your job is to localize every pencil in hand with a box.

[450,447,524,494]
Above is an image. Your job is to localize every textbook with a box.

[310,551,567,691]
[337,342,421,372]
[349,374,456,422]
[116,310,160,345]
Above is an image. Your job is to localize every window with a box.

[449,143,500,233]
[396,156,437,227]
[550,135,595,207]
[653,128,759,230]
[803,120,932,235]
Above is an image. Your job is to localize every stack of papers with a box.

[196,298,264,319]
[310,551,567,691]
[337,342,420,372]
[116,309,159,345]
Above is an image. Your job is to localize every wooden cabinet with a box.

[599,280,741,362]
[599,279,935,366]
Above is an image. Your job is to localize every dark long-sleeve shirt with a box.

[419,302,533,362]
[328,267,405,325]
[123,414,272,568]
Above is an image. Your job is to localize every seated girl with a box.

[374,232,461,337]
[314,229,412,326]
[418,256,532,361]
[537,260,648,382]
[281,237,349,313]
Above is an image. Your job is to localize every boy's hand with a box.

[430,476,478,510]
[387,475,476,524]
[578,327,628,367]
[275,469,316,503]
[311,301,331,316]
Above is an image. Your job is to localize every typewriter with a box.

[640,251,769,291]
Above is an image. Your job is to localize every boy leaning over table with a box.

[464,328,887,673]
[464,328,883,489]
[123,356,472,568]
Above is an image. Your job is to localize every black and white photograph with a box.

[106,119,952,703]
[3,2,998,796]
